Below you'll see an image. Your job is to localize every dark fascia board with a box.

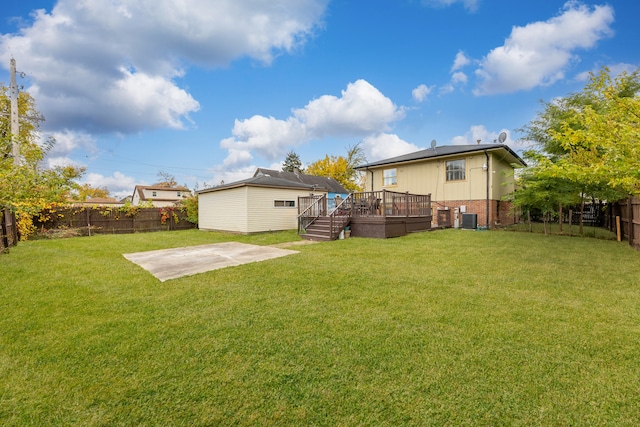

[356,144,527,169]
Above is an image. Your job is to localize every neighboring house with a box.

[74,197,124,207]
[356,143,526,229]
[131,184,191,207]
[198,170,348,234]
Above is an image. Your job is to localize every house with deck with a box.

[298,189,433,240]
[355,143,526,229]
[197,169,348,234]
[198,168,434,240]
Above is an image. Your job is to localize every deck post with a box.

[406,192,409,217]
[382,190,387,218]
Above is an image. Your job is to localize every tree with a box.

[0,84,84,239]
[510,67,640,233]
[306,142,366,192]
[156,171,178,187]
[282,150,304,173]
[548,69,640,197]
[73,183,110,201]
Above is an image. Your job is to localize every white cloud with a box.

[439,84,455,96]
[210,165,257,187]
[412,84,434,102]
[0,0,328,133]
[451,125,512,146]
[422,0,479,12]
[83,171,139,200]
[220,116,307,164]
[44,130,97,156]
[362,133,422,162]
[220,79,405,168]
[451,51,471,72]
[451,72,468,85]
[295,80,404,136]
[474,1,614,95]
[45,156,85,169]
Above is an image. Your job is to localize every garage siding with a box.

[198,187,248,232]
[246,187,314,233]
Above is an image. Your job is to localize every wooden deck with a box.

[299,190,432,240]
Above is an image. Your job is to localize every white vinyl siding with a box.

[199,186,327,234]
[198,187,249,232]
[246,188,311,233]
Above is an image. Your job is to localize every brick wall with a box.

[433,199,517,229]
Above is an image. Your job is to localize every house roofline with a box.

[356,144,526,170]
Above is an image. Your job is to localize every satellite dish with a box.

[498,132,507,144]
[430,139,437,149]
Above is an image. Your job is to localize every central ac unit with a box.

[461,213,477,229]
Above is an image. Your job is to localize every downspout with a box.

[484,150,490,229]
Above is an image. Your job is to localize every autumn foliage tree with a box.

[0,85,84,238]
[306,143,366,192]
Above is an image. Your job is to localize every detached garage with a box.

[197,175,324,234]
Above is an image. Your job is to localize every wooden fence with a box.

[33,207,196,236]
[606,197,640,250]
[1,209,19,252]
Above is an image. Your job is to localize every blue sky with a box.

[1,0,638,198]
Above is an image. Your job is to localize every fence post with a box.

[86,209,91,236]
[628,198,633,246]
[1,209,9,252]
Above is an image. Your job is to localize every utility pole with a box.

[10,58,20,165]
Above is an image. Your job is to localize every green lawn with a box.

[1,229,640,426]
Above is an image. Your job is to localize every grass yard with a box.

[1,228,640,426]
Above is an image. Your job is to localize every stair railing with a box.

[298,195,326,234]
[328,194,353,239]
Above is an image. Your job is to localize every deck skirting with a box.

[349,215,432,238]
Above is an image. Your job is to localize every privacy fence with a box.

[1,209,19,252]
[605,197,640,250]
[33,206,196,237]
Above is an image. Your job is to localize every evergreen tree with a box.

[282,150,304,173]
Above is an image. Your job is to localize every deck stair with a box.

[300,216,335,241]
[298,194,352,241]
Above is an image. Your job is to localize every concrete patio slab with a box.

[123,242,299,282]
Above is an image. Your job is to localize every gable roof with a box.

[197,174,318,195]
[356,144,526,169]
[253,168,350,193]
[134,184,191,192]
[133,184,191,202]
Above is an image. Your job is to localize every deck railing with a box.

[327,194,353,239]
[298,190,431,235]
[297,194,326,234]
[351,190,431,218]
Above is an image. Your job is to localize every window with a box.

[274,200,296,207]
[177,191,181,197]
[152,191,157,197]
[446,159,466,181]
[383,168,397,186]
